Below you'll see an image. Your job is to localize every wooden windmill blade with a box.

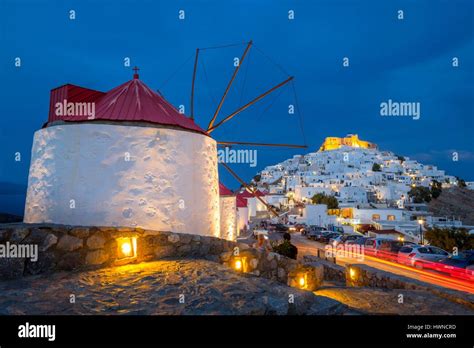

[207,40,253,131]
[190,40,306,222]
[217,141,307,149]
[207,76,294,133]
[190,48,200,120]
[190,40,303,142]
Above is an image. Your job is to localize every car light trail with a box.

[361,254,474,294]
[297,237,474,294]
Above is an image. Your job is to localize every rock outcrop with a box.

[0,259,348,315]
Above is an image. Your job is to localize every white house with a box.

[351,208,405,225]
[338,186,368,204]
[301,204,335,227]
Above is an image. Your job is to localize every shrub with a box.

[424,227,474,251]
[311,193,339,209]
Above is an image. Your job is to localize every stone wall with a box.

[0,223,324,291]
[302,255,345,283]
[346,263,474,309]
[0,223,236,280]
[220,248,323,290]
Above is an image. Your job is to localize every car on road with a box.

[268,223,289,233]
[330,234,363,247]
[328,226,345,233]
[302,225,325,236]
[350,236,370,246]
[292,223,306,233]
[397,245,450,269]
[320,232,341,244]
[364,238,405,260]
[306,229,329,240]
[436,250,474,280]
[329,234,343,247]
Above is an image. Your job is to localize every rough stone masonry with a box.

[0,223,322,290]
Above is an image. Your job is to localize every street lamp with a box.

[417,219,424,245]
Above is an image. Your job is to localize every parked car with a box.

[306,225,325,232]
[344,236,364,246]
[351,236,370,246]
[320,232,341,244]
[270,223,289,233]
[302,225,325,236]
[329,234,343,247]
[330,234,363,247]
[378,240,405,260]
[327,225,344,233]
[293,223,306,233]
[306,229,328,240]
[307,230,330,241]
[364,238,404,260]
[436,250,474,280]
[397,245,450,269]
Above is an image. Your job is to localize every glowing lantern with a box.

[349,267,357,280]
[299,276,305,288]
[231,256,249,273]
[121,242,132,256]
[235,259,242,271]
[116,237,137,260]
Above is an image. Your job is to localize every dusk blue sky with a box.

[0,0,473,215]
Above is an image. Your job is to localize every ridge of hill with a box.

[429,188,474,226]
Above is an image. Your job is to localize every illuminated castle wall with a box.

[319,134,377,152]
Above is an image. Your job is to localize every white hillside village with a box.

[241,134,472,243]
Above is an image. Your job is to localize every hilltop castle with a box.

[319,134,377,152]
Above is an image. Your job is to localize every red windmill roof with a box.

[47,71,206,134]
[219,183,234,196]
[237,189,266,199]
[236,196,248,207]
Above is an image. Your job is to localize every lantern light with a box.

[121,241,132,256]
[349,267,357,280]
[116,237,137,260]
[298,276,305,288]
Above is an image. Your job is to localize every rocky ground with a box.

[315,285,474,315]
[429,187,474,225]
[0,258,348,315]
[0,258,471,315]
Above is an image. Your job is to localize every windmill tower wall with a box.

[219,196,237,241]
[24,123,221,237]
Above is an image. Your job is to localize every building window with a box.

[372,214,380,221]
[387,215,396,221]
